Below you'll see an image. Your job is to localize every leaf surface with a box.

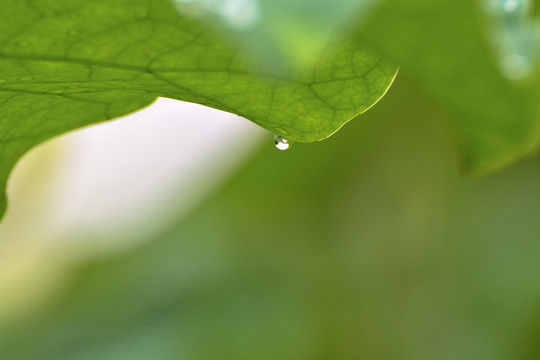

[0,0,398,218]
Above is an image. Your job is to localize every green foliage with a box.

[3,2,540,358]
[0,0,397,219]
[1,0,540,222]
[361,0,540,174]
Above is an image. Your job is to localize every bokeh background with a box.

[2,0,540,359]
[2,76,540,360]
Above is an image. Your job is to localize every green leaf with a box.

[362,0,540,174]
[0,0,397,219]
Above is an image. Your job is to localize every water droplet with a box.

[273,134,291,151]
[68,30,80,36]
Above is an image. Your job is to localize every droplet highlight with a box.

[273,134,290,151]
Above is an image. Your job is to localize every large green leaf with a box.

[0,0,397,219]
[4,0,539,222]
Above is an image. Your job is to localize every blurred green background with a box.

[2,76,540,359]
[2,0,540,359]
